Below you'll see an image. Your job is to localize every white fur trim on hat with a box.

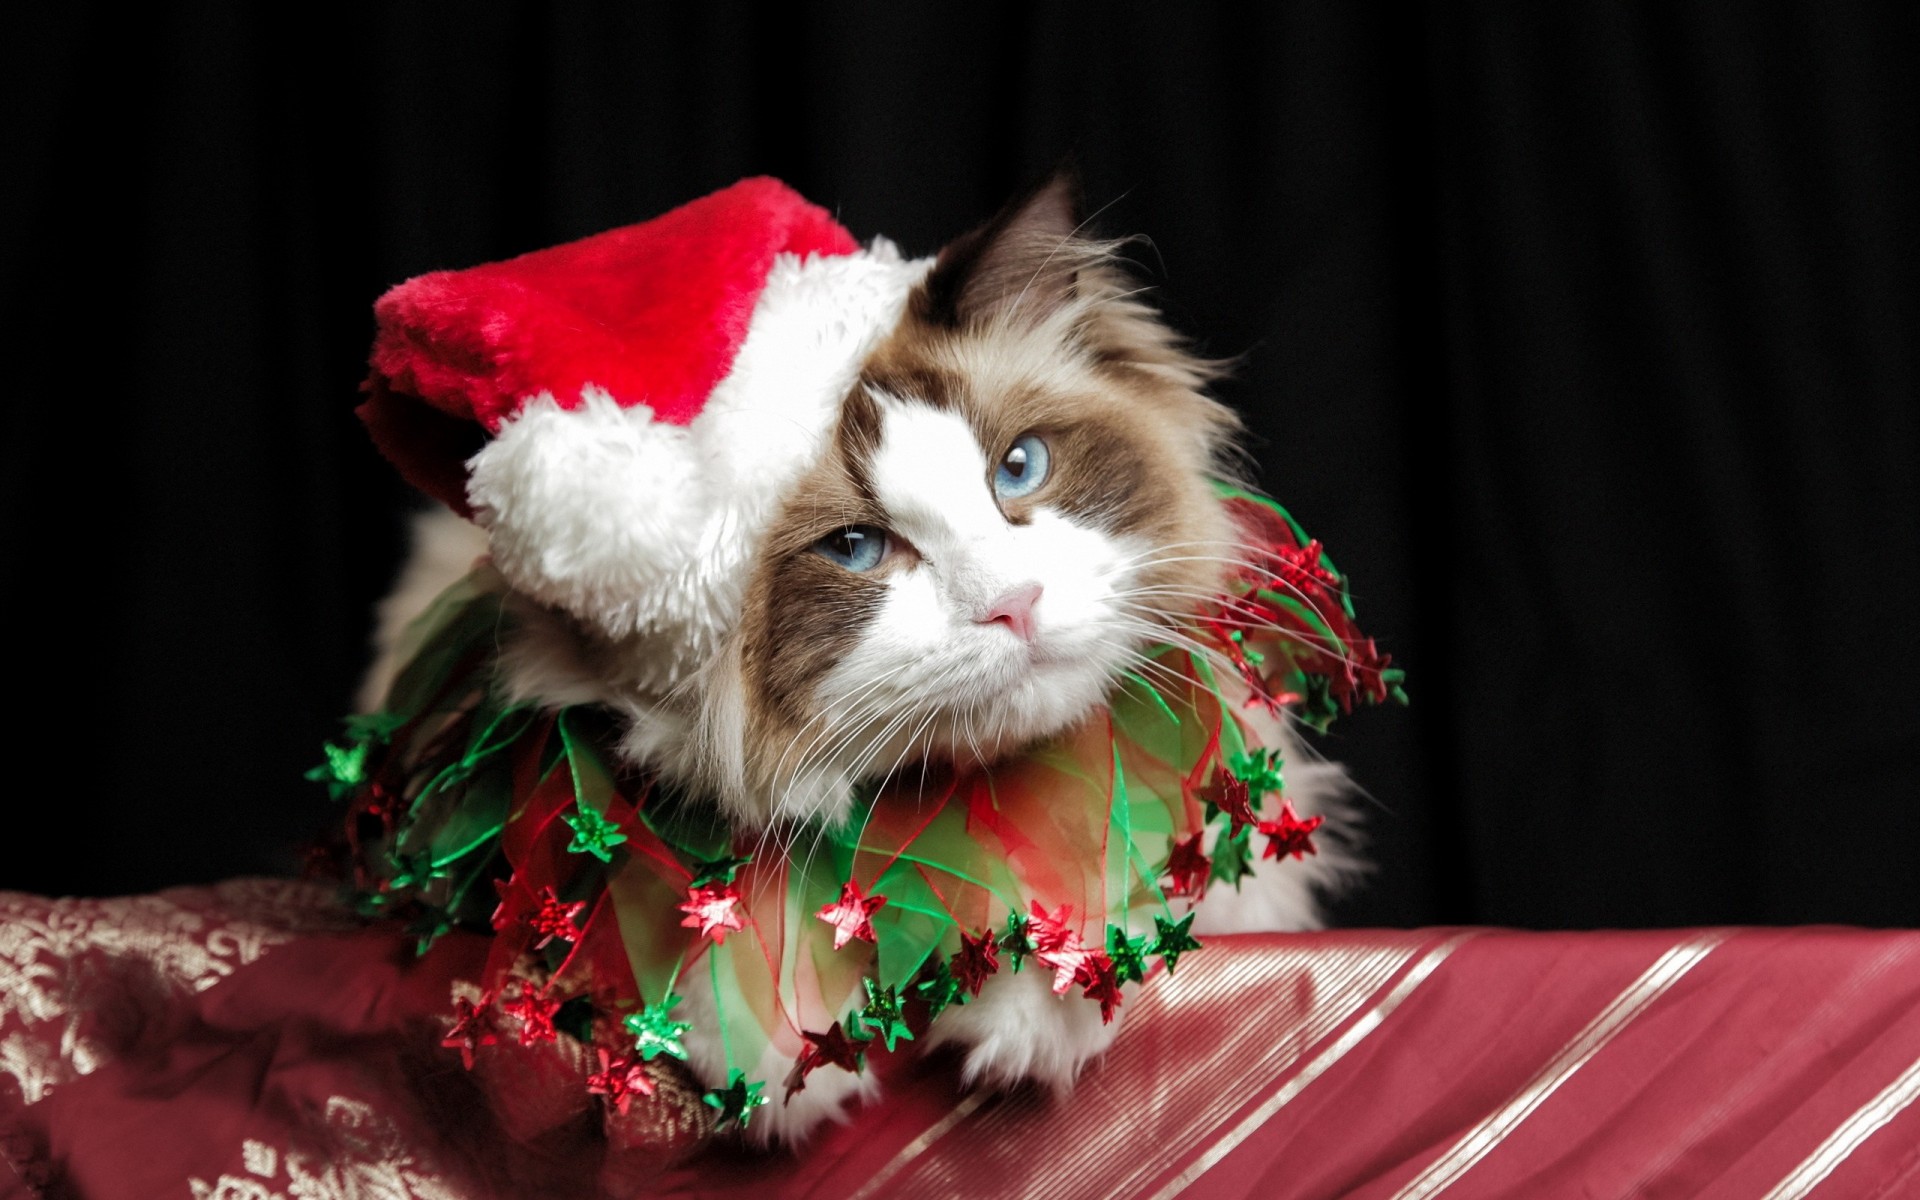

[466,240,931,688]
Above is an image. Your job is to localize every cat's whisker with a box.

[767,672,905,800]
[790,691,950,885]
[1106,541,1336,583]
[1109,587,1379,669]
[1108,614,1249,684]
[791,683,928,792]
[778,654,980,846]
[834,705,945,875]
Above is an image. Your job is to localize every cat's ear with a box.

[916,167,1086,330]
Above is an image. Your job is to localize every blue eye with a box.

[994,434,1051,500]
[813,525,889,571]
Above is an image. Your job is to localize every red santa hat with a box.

[359,177,931,683]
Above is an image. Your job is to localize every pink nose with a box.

[978,583,1044,644]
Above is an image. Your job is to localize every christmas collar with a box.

[314,485,1403,1130]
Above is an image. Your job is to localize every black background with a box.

[5,5,1914,929]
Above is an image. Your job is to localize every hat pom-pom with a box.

[469,387,719,646]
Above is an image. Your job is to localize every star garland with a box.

[331,485,1404,1130]
[704,1070,768,1129]
[1151,913,1204,976]
[1163,833,1211,899]
[1107,927,1151,986]
[523,887,587,949]
[816,880,888,950]
[441,993,497,1069]
[588,1048,656,1114]
[855,979,913,1051]
[784,1021,867,1101]
[1000,912,1034,974]
[678,881,747,944]
[624,995,691,1062]
[1258,800,1324,862]
[502,987,561,1046]
[951,928,1000,996]
[562,804,628,862]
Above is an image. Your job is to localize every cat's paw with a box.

[743,1056,879,1147]
[677,972,880,1147]
[927,964,1122,1092]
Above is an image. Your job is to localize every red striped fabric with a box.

[5,883,1918,1198]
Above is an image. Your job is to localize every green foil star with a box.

[690,852,753,886]
[913,959,964,1019]
[385,852,444,892]
[1107,926,1151,986]
[305,739,372,800]
[1227,748,1286,797]
[408,910,453,957]
[624,994,691,1062]
[563,804,628,863]
[1000,912,1033,974]
[702,1069,768,1130]
[1300,675,1341,734]
[1151,912,1204,976]
[856,978,913,1051]
[1210,825,1256,889]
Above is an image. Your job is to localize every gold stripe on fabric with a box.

[843,1091,991,1200]
[1147,931,1475,1200]
[1388,931,1729,1200]
[877,933,1440,1199]
[1761,1054,1920,1200]
[1618,940,1915,1195]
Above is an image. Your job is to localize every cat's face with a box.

[725,178,1241,826]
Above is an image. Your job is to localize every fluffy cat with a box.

[359,173,1363,1144]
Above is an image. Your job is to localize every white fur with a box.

[467,243,931,690]
[925,961,1122,1092]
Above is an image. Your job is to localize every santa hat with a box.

[360,177,931,680]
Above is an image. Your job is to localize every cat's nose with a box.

[977,583,1044,643]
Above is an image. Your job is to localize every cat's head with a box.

[699,175,1242,826]
[367,172,1247,828]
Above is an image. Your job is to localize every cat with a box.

[357,171,1364,1144]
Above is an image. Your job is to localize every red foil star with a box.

[1327,637,1398,710]
[501,987,561,1045]
[786,1022,865,1101]
[1271,538,1341,596]
[1163,832,1211,899]
[1258,800,1325,861]
[816,881,888,950]
[805,1021,865,1072]
[526,887,588,949]
[587,1047,656,1114]
[1027,903,1093,996]
[488,877,519,933]
[1206,770,1260,835]
[441,993,498,1069]
[951,928,1001,996]
[1076,953,1124,1023]
[678,881,746,945]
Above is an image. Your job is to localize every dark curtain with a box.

[5,5,1913,928]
